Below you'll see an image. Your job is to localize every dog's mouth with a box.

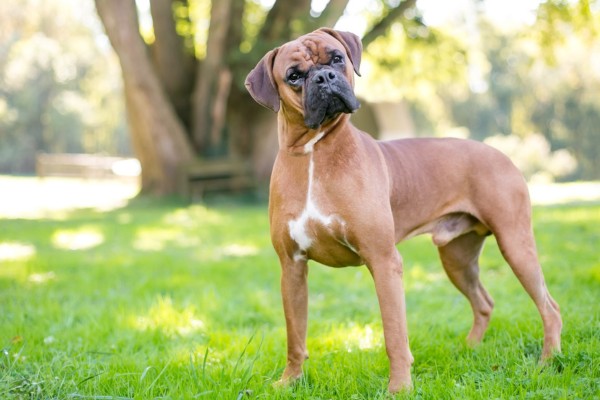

[303,74,360,130]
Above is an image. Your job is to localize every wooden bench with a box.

[180,158,255,200]
[36,153,137,179]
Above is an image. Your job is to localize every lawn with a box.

[0,178,599,399]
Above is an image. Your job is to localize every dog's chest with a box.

[287,155,333,252]
[285,153,359,265]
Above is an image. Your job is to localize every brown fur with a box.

[246,28,562,393]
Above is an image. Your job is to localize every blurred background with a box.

[0,0,598,198]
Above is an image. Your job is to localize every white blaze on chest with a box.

[302,130,325,154]
[288,132,333,256]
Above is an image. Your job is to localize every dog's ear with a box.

[318,28,362,76]
[245,48,280,112]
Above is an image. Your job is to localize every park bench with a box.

[180,158,255,201]
[36,153,138,179]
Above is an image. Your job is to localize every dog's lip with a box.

[339,91,360,113]
[304,92,360,129]
[305,117,324,130]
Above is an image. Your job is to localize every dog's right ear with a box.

[318,28,362,77]
[245,48,280,112]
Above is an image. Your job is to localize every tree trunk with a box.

[149,0,196,131]
[95,0,193,195]
[95,0,421,195]
[257,0,311,46]
[192,0,233,156]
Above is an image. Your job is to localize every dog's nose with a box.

[312,70,337,85]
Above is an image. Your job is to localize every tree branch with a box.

[312,0,351,29]
[192,0,234,152]
[361,0,418,47]
[257,0,311,43]
[149,0,196,129]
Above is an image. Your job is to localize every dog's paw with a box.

[388,379,413,394]
[273,371,303,389]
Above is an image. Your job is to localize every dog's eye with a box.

[287,71,304,86]
[332,55,344,64]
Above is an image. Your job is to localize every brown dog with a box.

[245,28,562,392]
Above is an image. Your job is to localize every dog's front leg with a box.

[278,256,309,385]
[367,249,413,392]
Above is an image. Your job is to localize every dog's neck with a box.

[277,111,350,155]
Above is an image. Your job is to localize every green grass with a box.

[0,192,599,399]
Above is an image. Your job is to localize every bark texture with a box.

[95,0,419,195]
[192,0,233,154]
[150,0,196,130]
[96,0,193,195]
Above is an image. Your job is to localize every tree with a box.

[95,1,193,195]
[94,0,420,196]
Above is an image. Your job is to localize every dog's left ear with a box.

[245,48,280,112]
[318,28,362,76]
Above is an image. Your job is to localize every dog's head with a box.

[245,28,362,130]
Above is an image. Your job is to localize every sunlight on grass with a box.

[52,227,104,250]
[132,206,248,253]
[0,176,138,219]
[133,227,200,251]
[535,205,600,224]
[132,205,228,250]
[406,264,446,291]
[0,176,598,398]
[312,323,383,353]
[218,243,259,257]
[27,271,57,284]
[163,206,225,227]
[590,265,600,283]
[130,295,206,337]
[0,241,36,261]
[348,325,378,351]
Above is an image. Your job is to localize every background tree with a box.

[94,0,421,196]
[1,0,598,187]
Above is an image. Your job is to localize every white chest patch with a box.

[288,140,334,258]
[302,131,325,154]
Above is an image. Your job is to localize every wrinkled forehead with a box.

[273,33,345,79]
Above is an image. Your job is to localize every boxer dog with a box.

[245,28,562,392]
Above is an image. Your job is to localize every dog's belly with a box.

[402,212,491,246]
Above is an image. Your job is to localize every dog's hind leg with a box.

[437,231,494,346]
[493,224,562,361]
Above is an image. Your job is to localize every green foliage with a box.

[2,0,599,181]
[188,0,211,59]
[442,3,600,180]
[534,0,598,64]
[0,0,128,174]
[172,1,196,55]
[1,181,599,398]
[358,22,468,103]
